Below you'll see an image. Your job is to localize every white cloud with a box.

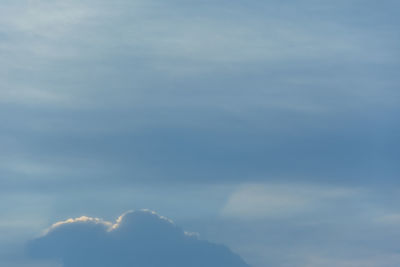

[221,183,358,220]
[374,214,400,225]
[45,216,112,235]
[306,254,400,267]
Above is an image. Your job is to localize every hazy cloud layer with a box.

[27,210,249,267]
[0,0,398,191]
[0,0,399,266]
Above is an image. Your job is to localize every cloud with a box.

[27,210,249,267]
[374,214,400,225]
[306,254,400,267]
[0,0,398,192]
[221,183,359,220]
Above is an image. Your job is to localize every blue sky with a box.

[0,0,399,266]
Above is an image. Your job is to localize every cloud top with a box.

[27,210,249,267]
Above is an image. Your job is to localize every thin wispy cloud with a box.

[221,183,359,219]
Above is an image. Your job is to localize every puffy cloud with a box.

[27,210,249,267]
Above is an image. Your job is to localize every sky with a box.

[0,0,399,266]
